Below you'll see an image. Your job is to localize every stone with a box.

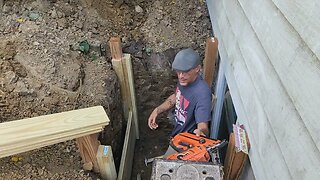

[135,5,143,13]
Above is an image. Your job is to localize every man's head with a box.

[172,48,201,86]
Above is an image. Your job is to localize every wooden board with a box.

[96,145,117,180]
[0,106,109,158]
[203,37,218,87]
[123,53,139,139]
[76,134,100,172]
[117,111,136,180]
[112,58,130,120]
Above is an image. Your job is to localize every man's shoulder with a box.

[194,77,211,93]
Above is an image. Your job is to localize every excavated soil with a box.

[0,0,212,179]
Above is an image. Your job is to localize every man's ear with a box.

[196,65,201,73]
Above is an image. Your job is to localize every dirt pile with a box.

[0,0,212,179]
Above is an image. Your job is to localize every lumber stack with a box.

[0,106,109,158]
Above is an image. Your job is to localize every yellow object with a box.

[16,18,25,23]
[11,156,23,162]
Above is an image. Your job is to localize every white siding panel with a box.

[207,2,267,179]
[225,0,320,179]
[271,0,320,59]
[207,0,320,179]
[238,0,320,153]
[207,1,291,179]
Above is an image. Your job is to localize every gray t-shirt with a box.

[171,75,212,137]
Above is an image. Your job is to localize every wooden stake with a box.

[203,37,219,88]
[123,53,139,139]
[76,134,101,173]
[109,37,130,120]
[118,111,136,180]
[109,37,123,60]
[96,145,117,180]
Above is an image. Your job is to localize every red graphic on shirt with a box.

[183,98,189,110]
[175,88,189,125]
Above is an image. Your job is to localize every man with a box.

[148,48,212,140]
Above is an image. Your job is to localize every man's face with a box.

[176,65,200,86]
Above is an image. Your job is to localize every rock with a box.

[195,10,202,18]
[38,168,44,175]
[50,9,57,18]
[57,18,67,29]
[33,41,40,46]
[29,12,40,21]
[57,11,65,18]
[2,4,12,13]
[74,20,83,29]
[135,5,143,13]
[14,81,34,96]
[5,71,18,84]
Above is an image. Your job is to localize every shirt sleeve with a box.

[195,90,212,123]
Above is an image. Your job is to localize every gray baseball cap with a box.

[172,48,201,71]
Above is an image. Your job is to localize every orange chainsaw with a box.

[166,132,227,163]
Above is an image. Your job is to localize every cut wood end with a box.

[109,37,121,42]
[83,162,93,171]
[208,37,215,42]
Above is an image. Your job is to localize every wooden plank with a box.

[109,37,123,60]
[271,0,320,59]
[96,145,117,180]
[110,37,130,120]
[0,106,108,158]
[117,111,136,180]
[238,0,320,153]
[224,133,248,180]
[207,1,290,179]
[203,37,218,88]
[76,134,100,172]
[1,125,103,152]
[122,53,139,139]
[1,122,105,147]
[0,128,102,158]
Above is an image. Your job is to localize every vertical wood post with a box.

[96,145,117,180]
[123,53,139,139]
[203,37,219,88]
[76,133,100,172]
[109,37,130,120]
[109,37,139,139]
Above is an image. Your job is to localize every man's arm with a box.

[148,93,175,129]
[193,122,209,136]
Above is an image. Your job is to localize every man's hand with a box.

[193,128,206,136]
[148,108,159,129]
[148,94,176,130]
[194,122,209,136]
